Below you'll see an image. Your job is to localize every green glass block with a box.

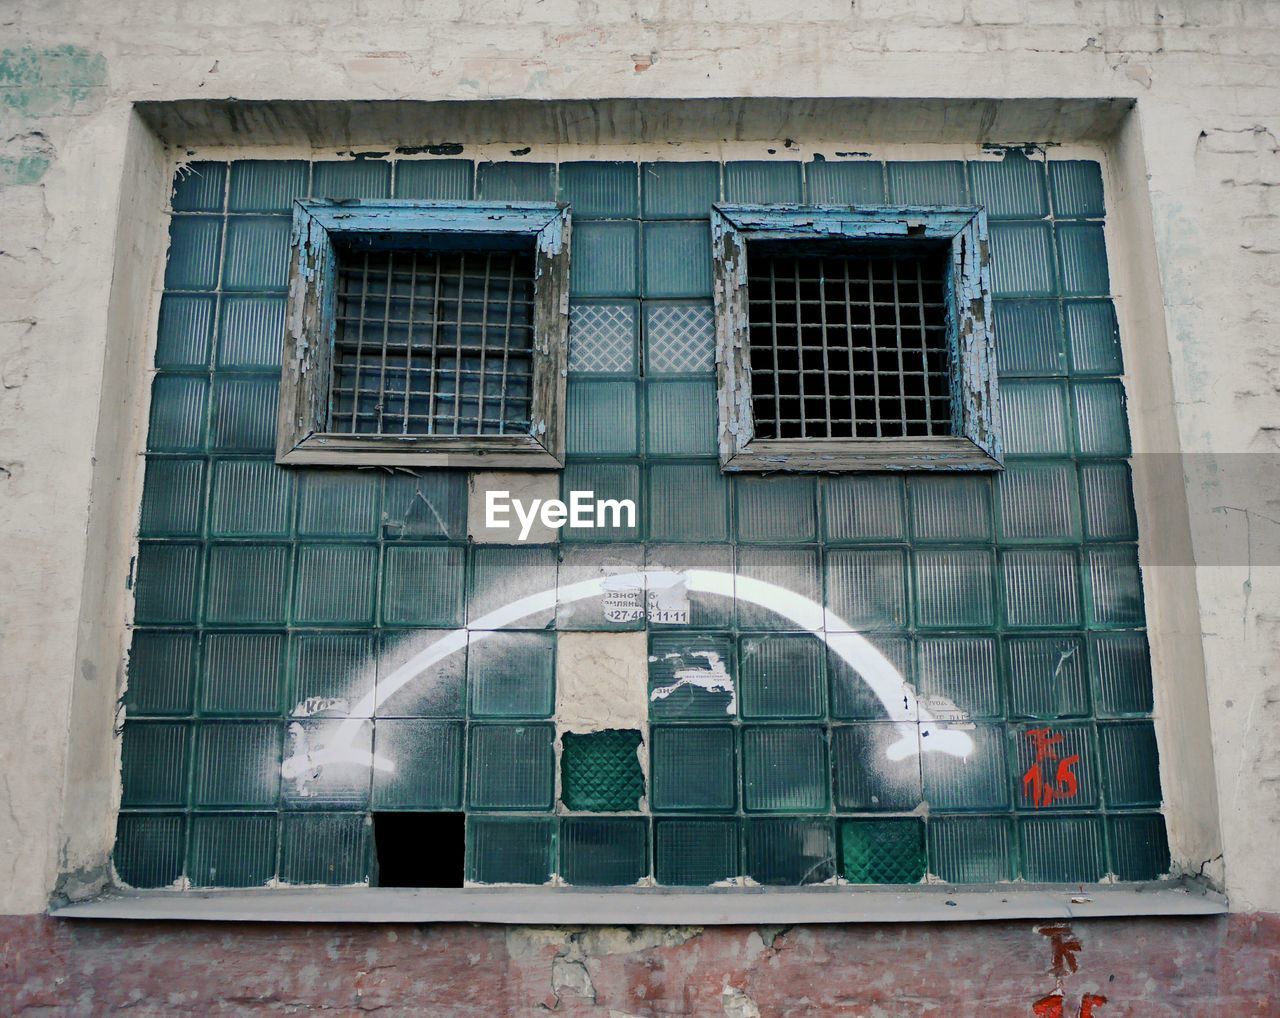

[155,293,215,368]
[927,815,1014,883]
[1065,300,1122,375]
[1000,379,1070,454]
[559,462,640,543]
[281,718,372,810]
[570,220,639,297]
[922,721,1009,811]
[209,458,293,537]
[644,301,714,374]
[291,632,375,715]
[561,729,645,811]
[223,216,290,291]
[1056,222,1110,297]
[204,543,290,625]
[147,374,208,452]
[969,152,1047,219]
[724,161,802,203]
[641,161,719,219]
[839,818,925,884]
[566,379,638,456]
[371,718,464,809]
[194,720,281,807]
[1080,462,1138,542]
[992,299,1063,376]
[823,475,906,543]
[1002,548,1082,628]
[736,475,817,543]
[211,375,278,453]
[745,817,835,885]
[654,818,739,885]
[467,631,555,718]
[648,633,736,720]
[559,161,637,218]
[1049,160,1105,218]
[1014,722,1098,810]
[113,813,185,888]
[569,301,639,374]
[887,161,966,204]
[825,548,907,631]
[646,378,717,456]
[468,545,557,629]
[1020,815,1104,882]
[908,476,992,543]
[649,725,735,812]
[1109,813,1169,880]
[297,470,380,537]
[738,546,822,631]
[555,543,644,632]
[806,159,883,203]
[380,545,466,626]
[132,542,201,625]
[171,161,226,212]
[467,723,555,810]
[643,221,712,298]
[739,634,826,720]
[381,471,467,540]
[217,293,286,370]
[1086,545,1144,627]
[164,215,222,290]
[228,159,309,213]
[988,221,1055,297]
[645,543,735,629]
[832,723,922,811]
[375,630,466,718]
[1099,721,1161,807]
[120,720,189,807]
[476,161,554,202]
[742,725,828,812]
[279,812,369,885]
[466,815,555,885]
[394,159,473,200]
[312,159,391,199]
[647,462,729,543]
[917,635,1001,720]
[560,817,648,886]
[293,544,378,626]
[1006,636,1089,719]
[996,461,1080,542]
[127,630,197,716]
[914,548,996,630]
[139,457,205,537]
[1074,379,1130,456]
[200,632,283,715]
[188,813,277,887]
[1089,632,1153,716]
[829,635,913,721]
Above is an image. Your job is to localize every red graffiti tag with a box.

[1022,728,1080,808]
[1032,992,1108,1018]
[1031,924,1106,1017]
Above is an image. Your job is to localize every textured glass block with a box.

[291,632,375,715]
[560,462,640,543]
[641,161,719,219]
[120,721,189,807]
[724,161,803,203]
[643,221,712,298]
[1020,815,1104,882]
[209,458,293,537]
[647,462,729,542]
[839,818,926,884]
[381,471,467,540]
[928,815,1014,883]
[139,457,205,537]
[1099,721,1161,807]
[147,374,208,452]
[113,813,185,888]
[223,216,290,291]
[228,159,309,212]
[171,161,226,212]
[566,379,638,456]
[1066,300,1122,375]
[570,221,639,297]
[648,633,736,719]
[211,375,278,453]
[914,549,994,630]
[559,161,637,218]
[155,293,215,368]
[556,544,645,632]
[736,476,817,543]
[200,632,283,715]
[1000,379,1070,454]
[740,634,826,720]
[917,636,1001,720]
[742,725,828,812]
[164,215,222,290]
[824,475,906,543]
[466,815,554,885]
[806,159,883,204]
[1007,636,1088,719]
[646,378,717,456]
[654,818,739,885]
[127,630,197,715]
[204,544,290,625]
[468,631,555,718]
[294,544,378,626]
[189,813,276,887]
[887,161,966,204]
[645,302,715,374]
[312,159,391,200]
[281,718,372,809]
[832,723,922,810]
[997,461,1080,542]
[194,720,281,807]
[279,812,368,885]
[922,722,1009,811]
[1056,222,1110,297]
[1074,379,1130,456]
[467,723,555,810]
[1086,545,1144,627]
[1002,548,1082,628]
[560,817,648,886]
[217,293,286,369]
[1049,160,1105,218]
[132,542,201,625]
[745,817,835,885]
[829,635,914,721]
[469,545,557,629]
[476,161,555,202]
[645,543,735,628]
[988,221,1055,297]
[909,476,992,542]
[561,729,645,811]
[1080,462,1138,541]
[825,548,907,632]
[569,301,638,374]
[380,545,466,626]
[372,718,464,809]
[1090,632,1153,716]
[738,546,822,631]
[1014,722,1098,809]
[376,629,466,718]
[969,153,1047,219]
[1109,813,1170,880]
[297,471,379,537]
[992,299,1062,376]
[393,159,473,201]
[649,725,735,812]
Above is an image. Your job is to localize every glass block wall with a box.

[115,151,1168,889]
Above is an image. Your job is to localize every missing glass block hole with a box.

[372,812,464,887]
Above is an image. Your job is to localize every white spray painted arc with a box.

[281,569,975,781]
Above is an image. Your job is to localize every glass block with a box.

[113,813,184,888]
[829,634,913,722]
[928,815,1014,883]
[645,302,715,374]
[147,374,208,452]
[1066,300,1122,375]
[194,720,281,807]
[646,378,717,456]
[736,476,817,543]
[1073,379,1130,456]
[1086,545,1144,627]
[217,293,286,370]
[209,458,293,537]
[1000,379,1070,454]
[560,817,648,886]
[647,462,729,543]
[381,471,467,540]
[376,629,466,718]
[291,632,375,716]
[569,301,638,374]
[992,299,1062,376]
[200,632,284,715]
[648,633,736,720]
[559,161,637,218]
[996,461,1080,542]
[393,159,473,200]
[222,216,290,291]
[887,161,966,204]
[1090,632,1153,716]
[649,725,735,812]
[476,161,555,202]
[1049,160,1105,218]
[1056,222,1110,297]
[566,379,638,456]
[915,547,996,630]
[189,813,277,887]
[281,718,372,809]
[832,723,922,810]
[742,725,828,812]
[296,471,379,537]
[210,375,278,453]
[739,634,826,720]
[645,543,735,628]
[642,161,719,219]
[738,546,822,631]
[839,818,926,884]
[467,723,555,810]
[744,817,835,885]
[988,221,1055,297]
[469,545,557,629]
[1099,721,1161,807]
[917,636,1001,720]
[164,215,222,290]
[805,159,883,204]
[466,815,554,885]
[1002,548,1082,628]
[922,721,1009,811]
[1014,722,1097,809]
[561,729,645,811]
[294,544,378,626]
[372,718,464,809]
[279,812,368,885]
[155,293,215,368]
[643,221,712,298]
[139,457,205,537]
[724,161,803,203]
[909,476,992,542]
[556,543,645,631]
[380,545,466,627]
[1006,636,1088,719]
[311,159,391,199]
[1109,813,1170,880]
[1080,462,1137,541]
[825,548,907,632]
[127,630,197,715]
[560,462,640,543]
[823,475,906,543]
[228,159,309,212]
[171,161,226,212]
[1020,815,1104,882]
[570,221,639,297]
[120,720,189,807]
[132,542,201,625]
[468,631,555,718]
[969,153,1047,219]
[204,543,290,625]
[654,818,739,885]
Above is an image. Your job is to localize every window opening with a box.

[372,812,465,888]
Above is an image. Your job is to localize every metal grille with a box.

[330,248,536,436]
[746,246,953,439]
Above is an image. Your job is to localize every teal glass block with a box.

[469,545,557,629]
[371,718,464,809]
[1073,379,1130,456]
[477,161,555,202]
[561,729,645,811]
[1109,813,1169,880]
[297,471,379,538]
[922,721,1010,811]
[1002,548,1082,628]
[566,378,638,455]
[372,633,464,721]
[279,812,368,885]
[139,457,205,537]
[646,378,717,456]
[645,544,735,629]
[555,543,645,632]
[120,720,189,807]
[992,299,1063,376]
[559,161,637,218]
[560,817,648,886]
[643,221,712,298]
[738,546,822,631]
[228,159,309,213]
[380,545,466,626]
[223,216,290,291]
[127,630,197,716]
[200,632,283,715]
[641,161,719,219]
[739,634,826,720]
[393,159,473,200]
[1080,461,1138,541]
[189,813,277,887]
[466,815,555,884]
[216,294,286,369]
[742,725,828,812]
[832,723,922,810]
[1099,720,1161,807]
[928,815,1014,883]
[887,161,966,204]
[988,221,1055,297]
[825,548,907,632]
[806,159,883,203]
[1020,815,1104,882]
[969,152,1047,219]
[1090,632,1153,716]
[381,471,467,540]
[147,374,208,452]
[204,543,290,625]
[210,375,278,453]
[568,301,638,374]
[164,215,222,290]
[997,461,1080,542]
[1049,160,1105,218]
[645,301,714,374]
[824,475,906,543]
[560,462,640,543]
[468,631,555,718]
[155,293,215,368]
[745,817,835,885]
[909,476,992,542]
[209,458,293,537]
[1000,379,1071,455]
[839,818,926,884]
[571,220,639,297]
[736,475,817,543]
[293,544,378,626]
[311,159,391,200]
[829,634,913,722]
[648,633,736,720]
[1066,300,1122,375]
[917,635,1001,720]
[467,723,555,810]
[132,542,201,625]
[193,720,281,807]
[171,161,226,212]
[1086,545,1144,627]
[654,818,739,885]
[1006,636,1088,719]
[647,461,729,542]
[1014,722,1098,809]
[113,813,185,888]
[1057,222,1110,297]
[650,725,736,812]
[724,161,803,203]
[281,718,372,809]
[291,632,375,715]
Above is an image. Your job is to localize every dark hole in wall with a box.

[372,812,465,887]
